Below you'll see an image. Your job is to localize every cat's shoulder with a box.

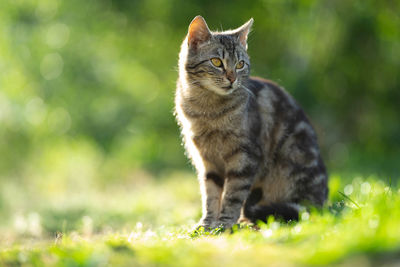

[248,77,291,101]
[249,77,280,89]
[248,76,283,93]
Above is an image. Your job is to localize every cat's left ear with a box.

[234,18,254,50]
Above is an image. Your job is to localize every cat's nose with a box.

[226,72,236,83]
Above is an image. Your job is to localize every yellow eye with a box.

[211,58,222,67]
[236,60,245,69]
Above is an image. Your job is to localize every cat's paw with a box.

[193,219,214,232]
[213,221,235,230]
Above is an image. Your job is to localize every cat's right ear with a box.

[187,16,211,49]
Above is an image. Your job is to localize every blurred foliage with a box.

[1,2,399,264]
[0,0,399,189]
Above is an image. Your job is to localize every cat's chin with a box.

[201,81,236,96]
[213,87,235,96]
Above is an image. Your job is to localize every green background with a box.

[1,1,400,265]
[0,0,399,199]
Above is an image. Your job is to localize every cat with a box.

[175,16,328,229]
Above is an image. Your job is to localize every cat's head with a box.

[179,16,253,96]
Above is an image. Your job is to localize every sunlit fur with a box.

[175,16,328,229]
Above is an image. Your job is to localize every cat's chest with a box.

[189,120,244,161]
[192,129,224,153]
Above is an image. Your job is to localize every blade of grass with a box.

[338,191,360,208]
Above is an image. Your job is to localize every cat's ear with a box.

[188,16,211,48]
[234,18,254,50]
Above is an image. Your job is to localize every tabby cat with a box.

[175,16,328,229]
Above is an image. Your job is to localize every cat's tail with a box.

[243,202,301,223]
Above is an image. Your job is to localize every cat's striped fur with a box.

[175,16,328,229]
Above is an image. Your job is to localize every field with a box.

[1,1,400,266]
[1,172,399,266]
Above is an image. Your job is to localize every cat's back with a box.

[247,76,322,170]
[247,77,327,205]
[246,76,308,136]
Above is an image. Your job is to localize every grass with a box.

[1,171,400,266]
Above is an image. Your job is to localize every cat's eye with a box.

[236,60,245,69]
[210,58,223,67]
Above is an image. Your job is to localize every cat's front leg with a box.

[196,171,224,229]
[216,153,258,229]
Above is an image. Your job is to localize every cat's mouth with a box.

[222,85,232,90]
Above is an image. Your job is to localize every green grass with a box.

[1,172,400,266]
